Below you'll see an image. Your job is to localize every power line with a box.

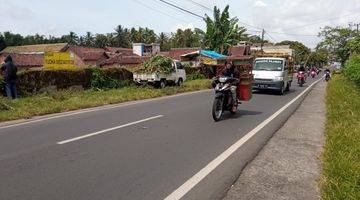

[283,12,360,31]
[266,31,318,37]
[157,0,205,19]
[265,32,277,43]
[133,0,189,23]
[184,0,212,11]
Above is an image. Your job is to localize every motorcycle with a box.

[325,71,331,82]
[212,77,239,122]
[297,71,306,87]
[311,70,316,78]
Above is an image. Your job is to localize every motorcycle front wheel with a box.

[212,96,224,122]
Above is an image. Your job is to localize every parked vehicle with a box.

[297,71,306,87]
[252,57,294,95]
[212,76,239,122]
[325,71,331,82]
[133,60,186,88]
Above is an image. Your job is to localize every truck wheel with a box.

[278,83,285,95]
[177,78,183,86]
[159,80,166,89]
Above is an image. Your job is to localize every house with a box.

[0,53,44,70]
[0,43,112,68]
[133,43,160,56]
[0,43,69,69]
[228,45,251,57]
[250,42,275,51]
[1,43,69,54]
[167,47,201,60]
[104,47,137,56]
[180,50,227,66]
[66,45,110,67]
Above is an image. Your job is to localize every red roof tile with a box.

[99,54,149,66]
[169,48,201,60]
[104,47,136,56]
[0,53,43,68]
[228,46,251,56]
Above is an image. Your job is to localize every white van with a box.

[252,57,293,95]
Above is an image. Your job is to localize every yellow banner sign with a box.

[44,52,75,70]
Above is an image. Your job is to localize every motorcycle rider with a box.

[324,68,331,78]
[298,65,306,73]
[220,61,240,113]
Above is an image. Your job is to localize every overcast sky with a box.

[0,0,359,49]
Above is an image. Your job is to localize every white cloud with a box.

[171,23,195,32]
[249,0,360,48]
[0,1,35,20]
[254,0,267,7]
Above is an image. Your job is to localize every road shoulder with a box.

[224,81,326,200]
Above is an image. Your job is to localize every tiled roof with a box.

[0,53,43,68]
[157,51,170,57]
[104,47,136,56]
[1,43,68,54]
[99,54,149,66]
[67,45,109,62]
[169,47,201,60]
[229,45,250,56]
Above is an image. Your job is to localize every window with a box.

[254,59,284,71]
[176,62,184,70]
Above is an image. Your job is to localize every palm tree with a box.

[157,32,171,51]
[114,25,130,48]
[84,32,94,47]
[203,5,246,54]
[67,31,79,45]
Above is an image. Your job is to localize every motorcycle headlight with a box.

[274,76,284,81]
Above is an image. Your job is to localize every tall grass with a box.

[0,79,211,122]
[321,75,360,200]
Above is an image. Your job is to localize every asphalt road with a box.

[0,76,322,200]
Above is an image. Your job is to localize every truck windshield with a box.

[254,60,284,71]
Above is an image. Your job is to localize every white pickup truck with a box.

[133,60,186,88]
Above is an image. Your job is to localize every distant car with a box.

[252,57,293,95]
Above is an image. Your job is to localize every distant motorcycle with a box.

[297,71,306,87]
[311,70,316,78]
[212,76,239,122]
[325,71,331,82]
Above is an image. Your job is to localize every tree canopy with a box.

[203,5,247,54]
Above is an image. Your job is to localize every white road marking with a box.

[164,78,323,200]
[0,90,210,130]
[57,115,164,145]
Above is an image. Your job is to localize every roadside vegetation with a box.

[0,79,211,122]
[321,74,360,200]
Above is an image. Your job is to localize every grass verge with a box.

[321,75,360,200]
[0,79,211,122]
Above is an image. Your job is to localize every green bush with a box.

[186,70,206,81]
[14,68,133,95]
[344,55,360,86]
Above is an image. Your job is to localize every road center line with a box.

[164,78,323,200]
[57,115,164,145]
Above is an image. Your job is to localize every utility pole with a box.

[260,29,265,51]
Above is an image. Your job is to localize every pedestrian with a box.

[1,55,18,99]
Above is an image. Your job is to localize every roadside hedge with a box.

[1,68,133,96]
[344,54,360,86]
[185,65,217,79]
